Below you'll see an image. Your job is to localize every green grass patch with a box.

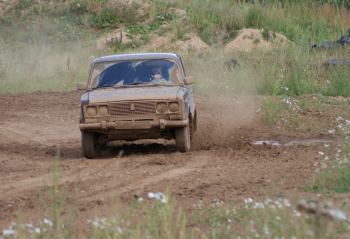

[324,69,350,97]
[309,126,350,193]
[310,164,350,193]
[0,40,93,93]
[262,97,283,125]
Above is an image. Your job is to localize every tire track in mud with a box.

[80,152,210,202]
[0,121,79,147]
[0,158,122,200]
[2,91,344,232]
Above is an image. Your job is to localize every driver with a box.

[150,66,168,84]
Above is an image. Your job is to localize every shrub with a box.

[245,6,264,28]
[16,0,33,10]
[69,0,88,15]
[90,8,119,29]
[262,97,283,125]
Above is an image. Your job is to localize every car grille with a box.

[109,102,156,116]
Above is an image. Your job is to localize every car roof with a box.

[92,53,180,64]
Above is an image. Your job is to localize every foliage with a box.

[262,97,283,125]
[310,126,350,193]
[90,8,119,29]
[69,0,89,15]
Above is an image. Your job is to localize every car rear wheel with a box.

[81,131,99,159]
[175,124,191,152]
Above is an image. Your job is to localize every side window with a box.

[178,58,186,78]
[170,63,183,83]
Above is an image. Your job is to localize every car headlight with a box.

[99,105,109,116]
[169,102,179,113]
[86,106,97,116]
[156,102,167,113]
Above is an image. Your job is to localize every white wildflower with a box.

[282,198,291,207]
[244,197,253,205]
[2,228,15,236]
[116,227,123,234]
[147,192,167,204]
[25,223,33,228]
[137,197,144,202]
[328,208,348,221]
[43,218,53,227]
[263,224,270,236]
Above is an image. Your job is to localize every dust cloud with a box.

[182,49,259,149]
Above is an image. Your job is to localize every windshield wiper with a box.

[128,81,146,86]
[89,84,126,91]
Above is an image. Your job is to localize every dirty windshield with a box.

[89,59,181,89]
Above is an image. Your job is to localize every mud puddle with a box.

[252,139,333,147]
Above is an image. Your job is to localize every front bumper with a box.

[79,119,188,130]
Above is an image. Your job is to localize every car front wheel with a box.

[81,131,99,159]
[175,124,191,152]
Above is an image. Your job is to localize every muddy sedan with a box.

[79,53,197,158]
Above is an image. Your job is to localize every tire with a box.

[81,131,99,159]
[175,124,191,152]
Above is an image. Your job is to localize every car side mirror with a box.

[184,76,193,85]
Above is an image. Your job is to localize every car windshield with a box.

[89,59,182,89]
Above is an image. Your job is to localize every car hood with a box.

[83,86,186,103]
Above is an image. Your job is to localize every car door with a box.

[177,58,196,122]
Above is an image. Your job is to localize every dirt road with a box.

[0,91,338,231]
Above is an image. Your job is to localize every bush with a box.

[90,8,119,29]
[262,97,283,125]
[16,0,33,10]
[245,6,264,28]
[69,0,88,15]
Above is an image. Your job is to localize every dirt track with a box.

[0,91,339,231]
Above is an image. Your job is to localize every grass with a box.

[1,0,350,95]
[261,97,283,125]
[310,126,350,193]
[175,0,349,45]
[310,164,350,193]
[0,39,94,93]
[3,178,349,238]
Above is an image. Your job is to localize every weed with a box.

[262,28,270,41]
[245,6,264,28]
[262,97,283,125]
[310,164,350,193]
[310,126,350,193]
[175,22,186,41]
[149,0,174,24]
[324,69,350,97]
[253,38,260,44]
[90,8,119,29]
[16,0,33,10]
[69,0,88,15]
